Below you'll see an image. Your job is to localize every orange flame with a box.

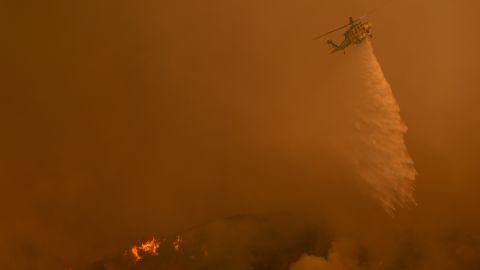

[173,235,183,252]
[129,237,161,262]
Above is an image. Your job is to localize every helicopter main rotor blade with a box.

[312,0,396,41]
[311,19,359,41]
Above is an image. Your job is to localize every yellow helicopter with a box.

[313,17,373,54]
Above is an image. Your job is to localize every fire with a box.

[173,235,183,252]
[127,235,187,262]
[129,237,161,262]
[131,246,141,262]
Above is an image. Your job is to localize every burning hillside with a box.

[82,215,332,270]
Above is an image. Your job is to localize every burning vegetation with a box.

[127,235,185,263]
[83,215,329,270]
[173,235,183,252]
[129,237,161,262]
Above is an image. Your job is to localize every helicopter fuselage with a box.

[327,19,373,54]
[346,22,373,44]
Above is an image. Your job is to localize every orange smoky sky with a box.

[1,0,480,269]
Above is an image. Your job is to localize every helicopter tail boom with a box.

[327,40,343,54]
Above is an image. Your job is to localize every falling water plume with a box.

[348,40,417,214]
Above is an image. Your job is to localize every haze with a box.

[1,0,480,269]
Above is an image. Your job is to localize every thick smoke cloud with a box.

[290,240,362,270]
[1,1,480,270]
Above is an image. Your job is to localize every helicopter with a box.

[313,17,373,54]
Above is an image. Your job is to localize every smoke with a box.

[3,1,480,270]
[286,40,418,270]
[79,40,420,270]
[346,40,417,214]
[290,239,362,270]
[285,40,418,270]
